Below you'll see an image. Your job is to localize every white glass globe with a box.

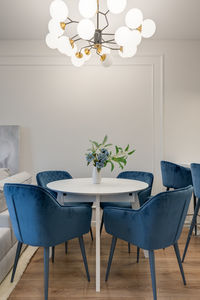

[57,36,76,56]
[101,54,113,68]
[115,26,130,46]
[125,8,143,29]
[77,19,95,40]
[48,19,64,37]
[71,54,85,67]
[101,46,111,55]
[79,0,97,18]
[46,33,58,49]
[101,54,113,67]
[50,0,69,22]
[141,19,156,38]
[119,45,137,58]
[129,30,142,46]
[107,0,127,14]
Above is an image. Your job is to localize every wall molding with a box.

[0,51,164,193]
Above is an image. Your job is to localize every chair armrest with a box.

[138,186,152,206]
[104,206,145,248]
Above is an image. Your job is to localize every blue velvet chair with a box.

[100,171,154,255]
[104,186,193,300]
[182,163,200,262]
[36,170,94,261]
[4,184,92,300]
[161,161,197,234]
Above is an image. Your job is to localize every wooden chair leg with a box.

[105,236,117,282]
[44,247,49,300]
[52,246,55,263]
[79,236,90,282]
[182,198,200,262]
[137,247,140,263]
[174,243,186,285]
[89,227,93,241]
[149,250,157,300]
[11,241,23,283]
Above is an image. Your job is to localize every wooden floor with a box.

[8,228,200,300]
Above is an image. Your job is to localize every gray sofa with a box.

[0,168,32,284]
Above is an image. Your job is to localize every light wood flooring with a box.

[8,228,200,300]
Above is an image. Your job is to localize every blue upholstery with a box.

[4,184,92,247]
[4,183,92,299]
[161,161,197,236]
[182,163,200,262]
[36,170,92,207]
[191,163,200,198]
[104,186,193,250]
[100,171,154,209]
[104,186,193,300]
[161,161,192,189]
[36,170,72,198]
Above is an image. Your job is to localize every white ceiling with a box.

[0,0,200,40]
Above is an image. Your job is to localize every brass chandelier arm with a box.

[79,44,94,54]
[97,0,100,29]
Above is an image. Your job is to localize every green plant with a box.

[86,135,135,172]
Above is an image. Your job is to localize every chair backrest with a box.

[36,170,72,197]
[117,171,154,186]
[138,186,193,250]
[117,171,154,206]
[4,183,91,247]
[191,163,200,198]
[161,161,192,189]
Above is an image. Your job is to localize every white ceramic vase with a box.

[92,166,101,184]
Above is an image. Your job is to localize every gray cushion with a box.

[0,210,16,245]
[0,228,12,261]
[0,191,7,213]
[0,168,10,181]
[0,171,32,212]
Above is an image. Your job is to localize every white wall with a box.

[0,40,200,191]
[140,40,200,164]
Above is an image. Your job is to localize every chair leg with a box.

[100,213,104,235]
[193,194,197,236]
[90,226,93,241]
[65,242,68,254]
[44,247,49,300]
[149,250,157,300]
[182,198,200,262]
[174,243,186,285]
[128,243,131,254]
[79,236,90,282]
[137,247,140,263]
[11,241,23,283]
[52,246,55,263]
[105,236,117,282]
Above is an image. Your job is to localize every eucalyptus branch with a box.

[86,135,135,172]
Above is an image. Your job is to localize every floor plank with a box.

[8,228,200,300]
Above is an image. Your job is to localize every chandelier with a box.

[46,0,156,67]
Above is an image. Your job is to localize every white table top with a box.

[47,178,148,196]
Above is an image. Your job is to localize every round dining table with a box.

[47,177,148,292]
